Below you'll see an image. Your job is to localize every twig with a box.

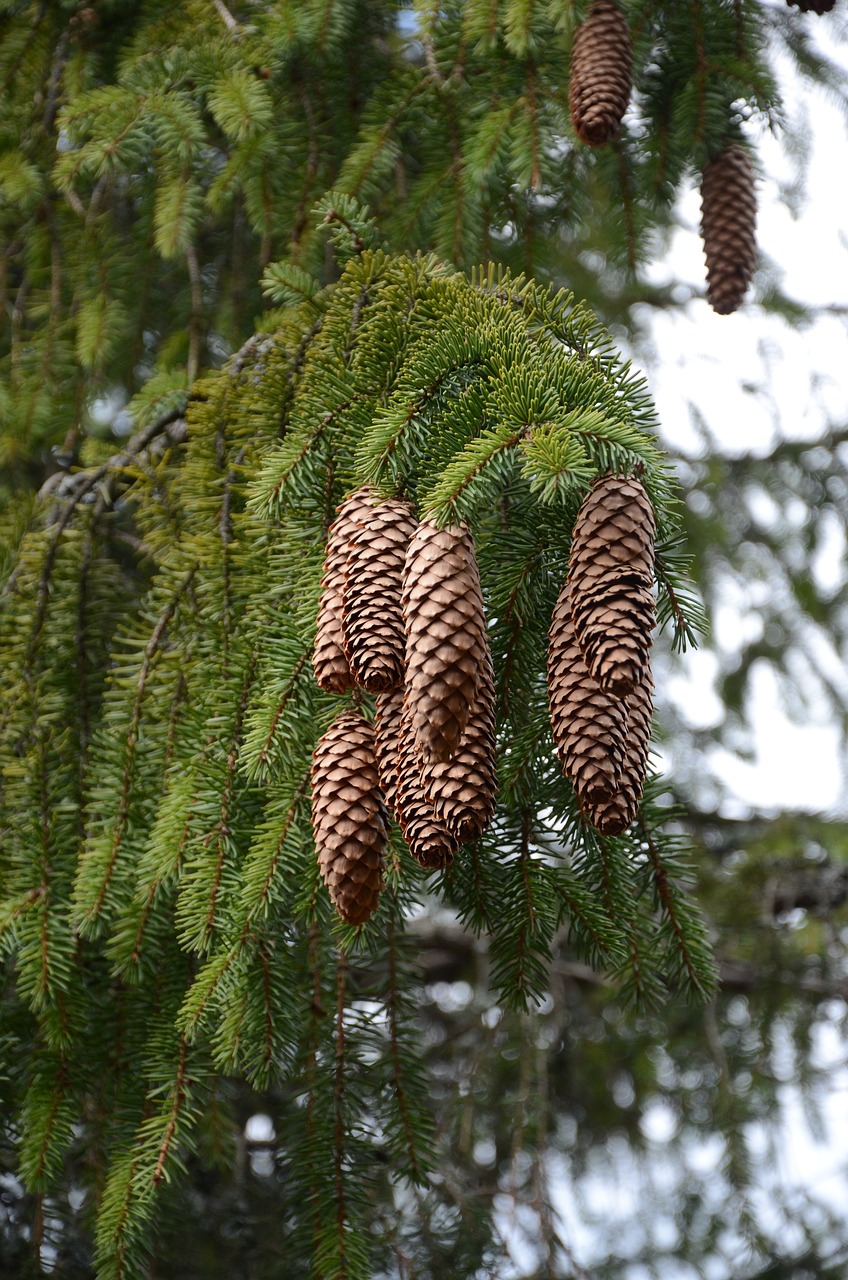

[212,0,240,32]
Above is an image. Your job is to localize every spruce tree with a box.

[0,4,846,1277]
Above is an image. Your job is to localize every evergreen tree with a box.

[0,3,846,1277]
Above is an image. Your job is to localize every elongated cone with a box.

[343,496,417,692]
[311,709,386,925]
[547,585,628,806]
[786,0,834,11]
[402,519,487,763]
[567,475,656,697]
[700,145,757,315]
[585,671,654,835]
[395,701,458,869]
[569,0,632,146]
[313,487,374,693]
[374,685,405,819]
[423,645,498,843]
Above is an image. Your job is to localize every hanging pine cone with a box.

[584,671,654,836]
[395,701,458,869]
[374,685,405,819]
[700,145,757,315]
[402,519,488,764]
[569,0,632,146]
[343,496,417,693]
[786,0,835,12]
[313,487,375,693]
[567,475,656,697]
[423,645,498,843]
[311,709,386,925]
[547,584,628,806]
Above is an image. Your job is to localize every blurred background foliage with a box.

[1,1,848,1276]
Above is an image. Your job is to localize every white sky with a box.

[638,20,848,817]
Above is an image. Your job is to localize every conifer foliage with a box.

[0,241,716,1277]
[2,0,844,1273]
[0,0,831,498]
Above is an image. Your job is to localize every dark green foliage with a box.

[0,3,846,1278]
[4,0,840,490]
[0,244,716,1276]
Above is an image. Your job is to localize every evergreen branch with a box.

[256,652,309,774]
[322,207,366,254]
[198,648,257,948]
[240,773,311,924]
[638,817,717,1001]
[334,953,349,1279]
[424,426,525,520]
[386,914,423,1185]
[152,1036,189,1186]
[75,565,199,933]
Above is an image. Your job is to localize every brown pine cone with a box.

[395,700,458,870]
[585,670,654,836]
[313,487,375,693]
[423,645,498,843]
[402,519,488,764]
[700,145,757,315]
[311,709,386,925]
[786,0,835,12]
[547,584,628,806]
[567,475,656,697]
[569,0,632,146]
[374,685,405,819]
[343,496,417,693]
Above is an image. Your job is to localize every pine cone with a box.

[395,700,458,869]
[423,645,498,843]
[374,685,405,819]
[569,0,632,146]
[343,496,417,693]
[547,585,628,806]
[567,475,656,697]
[313,487,375,693]
[700,145,757,315]
[402,519,488,764]
[786,0,834,12]
[585,671,653,835]
[311,709,386,925]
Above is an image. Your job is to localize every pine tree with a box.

[0,5,846,1278]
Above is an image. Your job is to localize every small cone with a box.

[569,0,632,146]
[311,709,386,925]
[547,585,628,806]
[374,685,405,819]
[567,475,656,697]
[395,701,458,870]
[700,145,757,315]
[402,519,488,764]
[343,496,417,693]
[423,645,498,843]
[786,0,834,12]
[313,487,374,693]
[585,671,654,836]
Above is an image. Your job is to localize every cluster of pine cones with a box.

[310,474,658,926]
[568,0,836,313]
[310,488,497,926]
